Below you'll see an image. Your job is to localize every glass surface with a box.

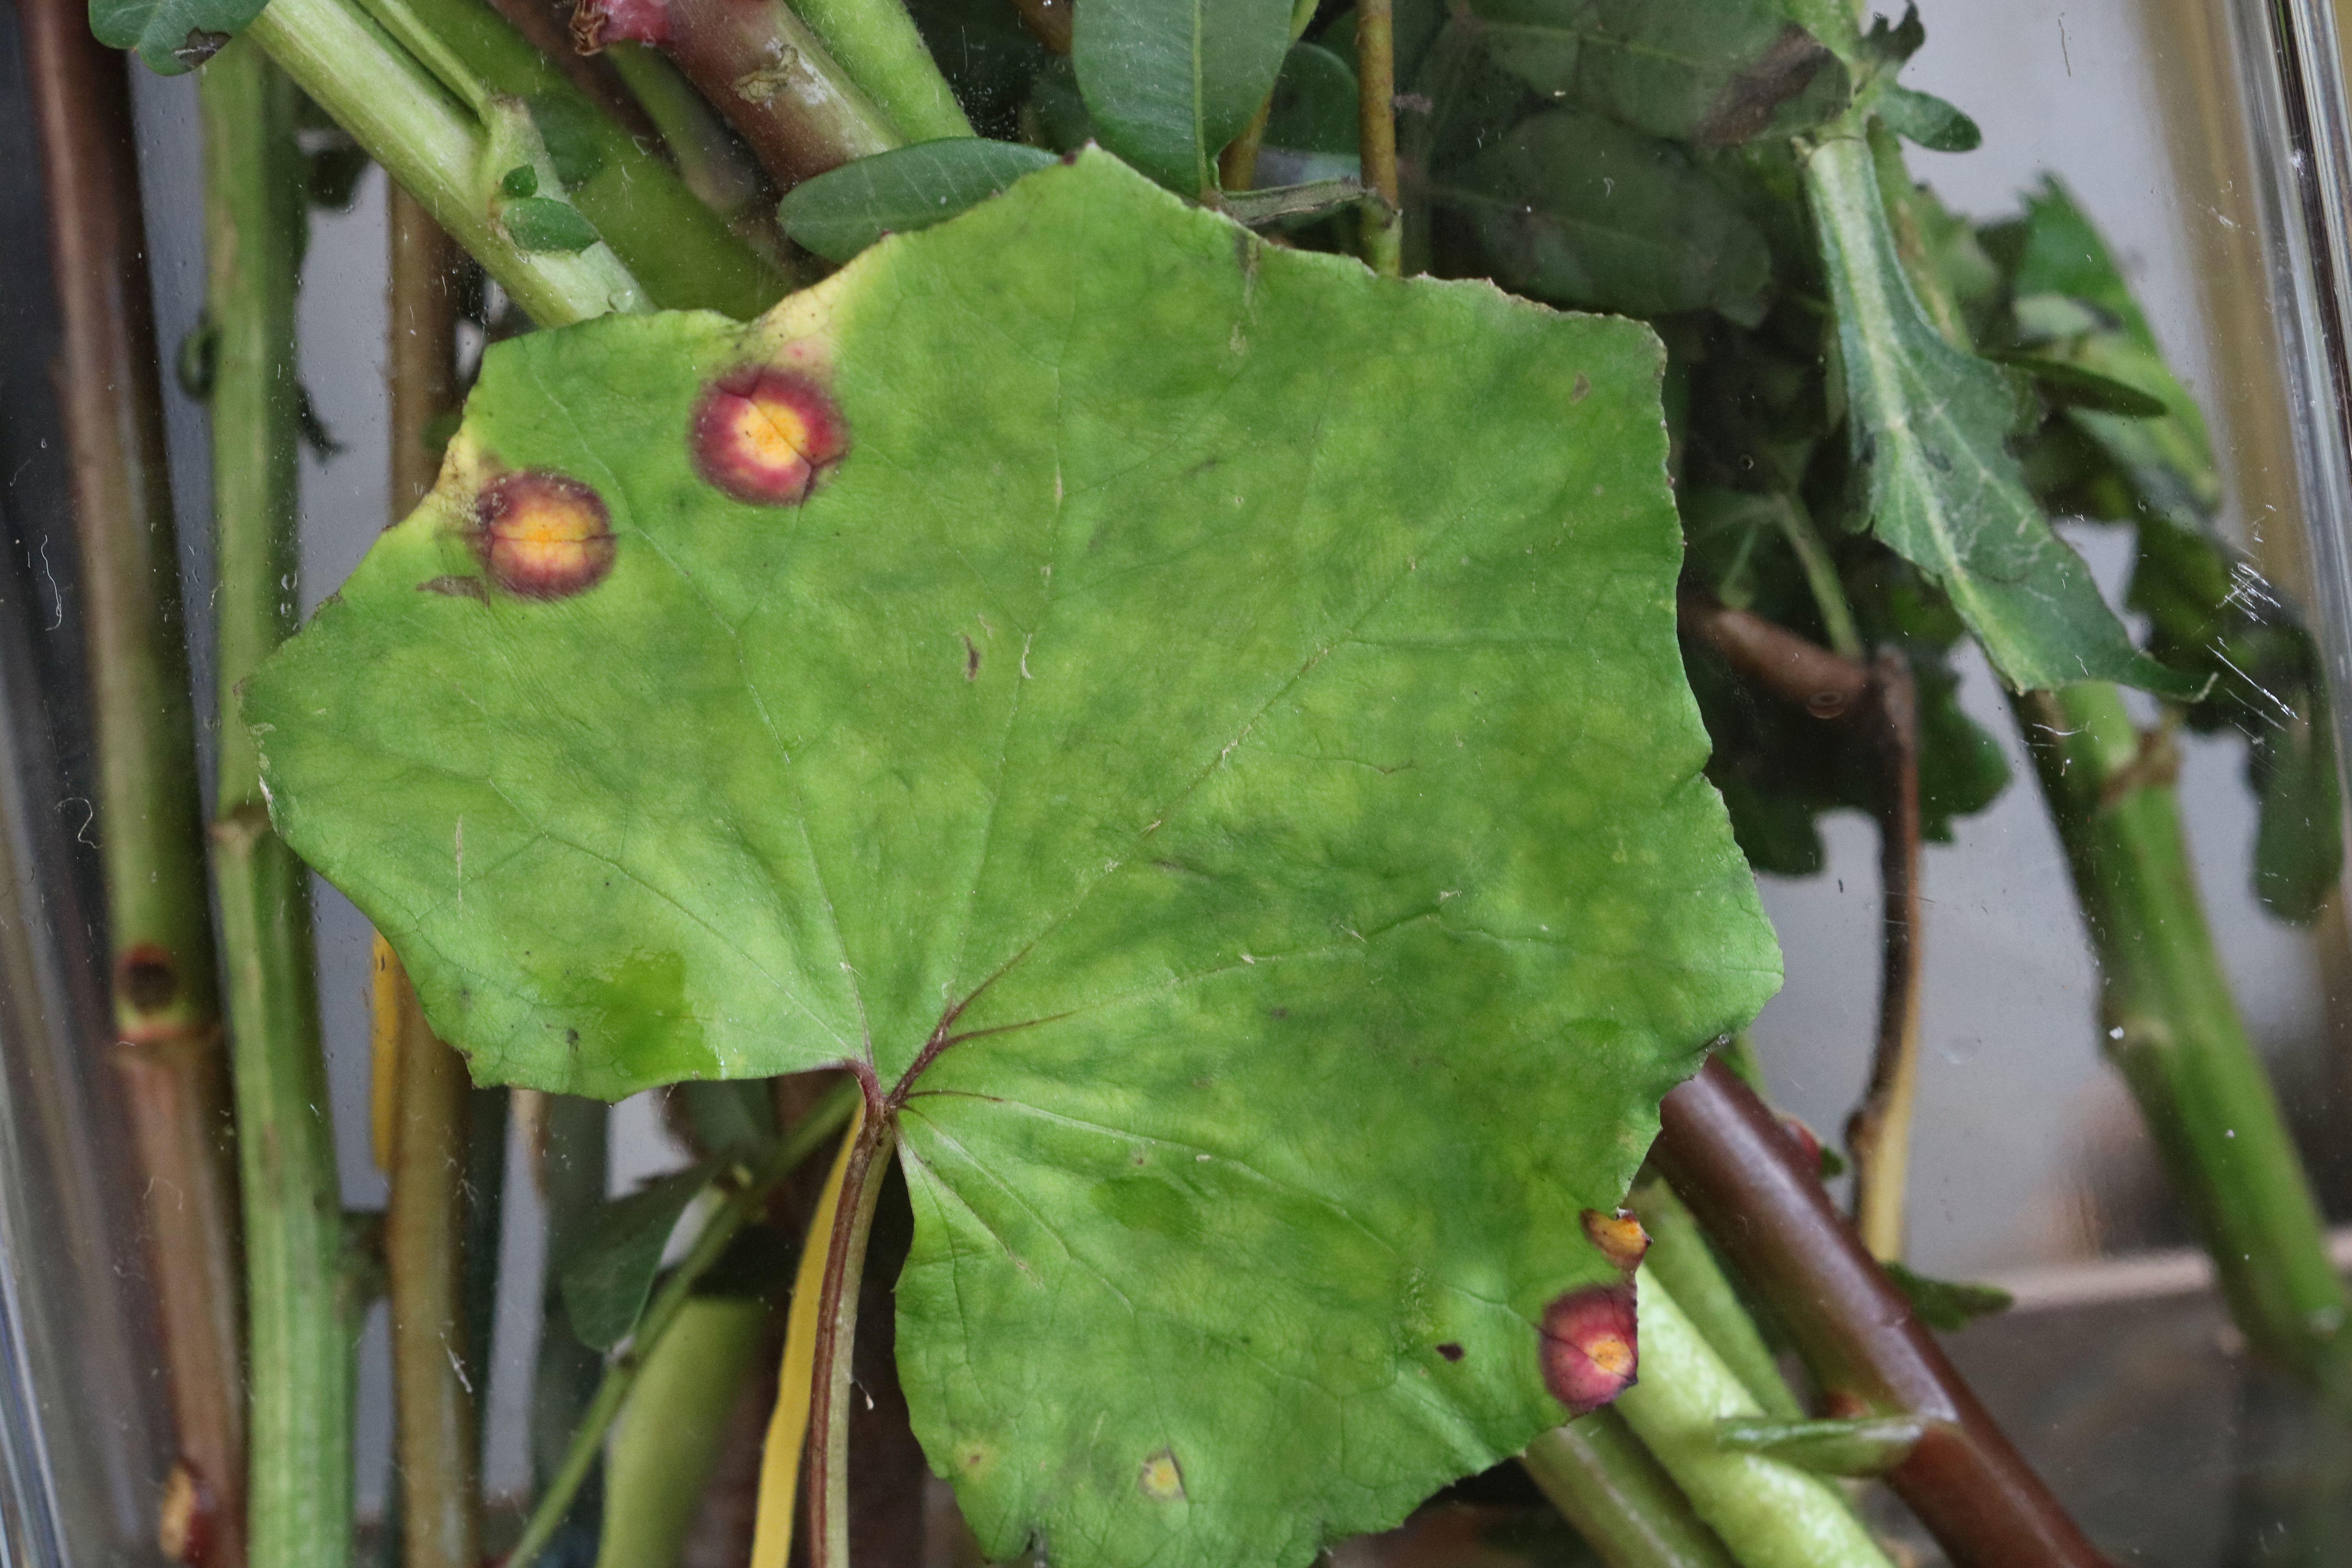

[9,0,2352,1562]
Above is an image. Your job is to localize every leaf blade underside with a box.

[249,152,1779,1568]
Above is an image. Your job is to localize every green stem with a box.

[1630,1183,1802,1423]
[203,43,352,1568]
[506,1081,860,1568]
[1353,0,1401,274]
[245,0,647,327]
[25,0,247,1552]
[786,0,973,142]
[594,1296,773,1568]
[400,0,793,315]
[1614,1268,1894,1568]
[531,1096,612,1557]
[2013,684,2352,1387]
[605,44,773,225]
[1522,1413,1740,1568]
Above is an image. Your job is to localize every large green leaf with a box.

[247,151,1778,1568]
[1074,0,1292,192]
[1805,133,2199,697]
[1436,109,1773,323]
[1460,0,1849,146]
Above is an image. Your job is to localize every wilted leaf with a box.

[1881,1260,2011,1332]
[91,0,266,75]
[249,152,1779,1568]
[1806,134,2200,697]
[560,1164,714,1351]
[1461,0,1849,145]
[1437,109,1773,323]
[779,139,1057,261]
[1074,0,1293,191]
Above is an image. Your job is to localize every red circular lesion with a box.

[1539,1283,1640,1414]
[691,367,847,506]
[473,471,616,599]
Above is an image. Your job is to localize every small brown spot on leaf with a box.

[473,472,615,599]
[962,633,981,681]
[1436,1341,1465,1362]
[1138,1447,1187,1501]
[1571,372,1591,403]
[1540,1283,1638,1414]
[118,944,178,1013]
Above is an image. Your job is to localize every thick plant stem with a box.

[1522,1413,1740,1568]
[1613,1267,1893,1568]
[1653,1058,2109,1568]
[531,1096,612,1562]
[596,1296,773,1568]
[1353,0,1401,274]
[383,188,479,1568]
[508,1082,859,1568]
[2013,684,2352,1387]
[399,0,791,316]
[789,0,974,140]
[1628,1182,1802,1422]
[21,0,247,1554]
[203,42,352,1568]
[573,0,899,187]
[1847,652,1922,1261]
[245,0,646,327]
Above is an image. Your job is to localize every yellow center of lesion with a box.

[732,396,812,468]
[1583,1334,1633,1378]
[504,495,601,547]
[1138,1448,1186,1502]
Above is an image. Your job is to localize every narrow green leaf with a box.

[1461,0,1850,145]
[779,138,1056,262]
[249,151,1779,1568]
[1995,353,2169,419]
[1437,109,1773,325]
[1880,1260,2012,1332]
[503,196,603,253]
[1261,40,1358,158]
[1714,1414,1926,1475]
[1877,83,1980,152]
[1805,133,2200,697]
[91,0,262,74]
[1074,0,1292,192]
[559,1164,715,1351]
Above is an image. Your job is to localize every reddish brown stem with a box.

[573,0,896,187]
[1651,1059,2111,1568]
[1846,652,1923,1260]
[18,1,248,1557]
[1007,0,1070,53]
[1679,590,1871,719]
[804,1079,894,1568]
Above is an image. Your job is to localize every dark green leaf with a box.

[503,197,602,253]
[671,1080,777,1160]
[1805,134,2200,697]
[1881,1260,2012,1332]
[501,165,541,200]
[780,140,1057,263]
[559,1164,715,1351]
[1026,56,1096,152]
[1997,180,2342,916]
[907,0,1054,139]
[1460,0,1850,146]
[1715,1414,1925,1475]
[1877,83,1979,152]
[91,0,264,76]
[1996,354,2169,418]
[1261,41,1359,157]
[1436,109,1774,323]
[527,92,611,189]
[249,152,1780,1568]
[1074,0,1293,192]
